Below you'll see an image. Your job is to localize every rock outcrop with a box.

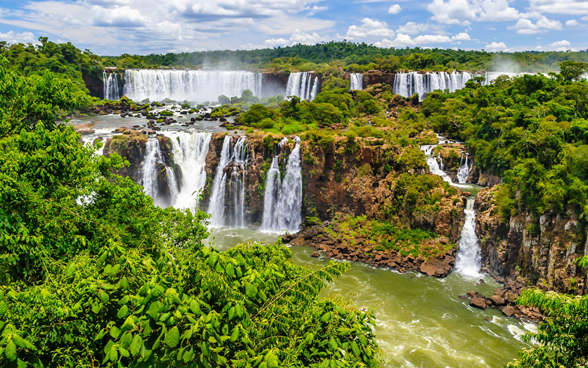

[475,186,587,295]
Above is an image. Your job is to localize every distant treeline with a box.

[101,41,588,73]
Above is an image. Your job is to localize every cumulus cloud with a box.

[427,0,526,25]
[375,32,470,47]
[388,4,401,14]
[91,5,147,27]
[529,0,588,15]
[397,22,429,34]
[550,39,570,47]
[566,19,579,26]
[344,18,395,40]
[0,31,38,44]
[484,41,507,51]
[508,16,562,34]
[264,29,329,46]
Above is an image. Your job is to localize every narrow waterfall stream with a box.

[261,137,303,233]
[141,138,177,208]
[208,136,249,227]
[350,73,364,90]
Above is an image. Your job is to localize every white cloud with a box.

[397,22,429,34]
[583,15,588,20]
[427,0,476,25]
[485,41,507,51]
[375,32,469,47]
[566,19,579,26]
[345,18,395,40]
[476,0,521,21]
[91,5,147,27]
[508,16,562,34]
[550,39,570,47]
[0,31,38,44]
[529,0,588,15]
[264,29,329,46]
[388,4,402,14]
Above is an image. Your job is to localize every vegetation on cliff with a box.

[0,53,380,368]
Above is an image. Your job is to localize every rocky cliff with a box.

[475,186,587,295]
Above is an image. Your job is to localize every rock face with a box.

[103,129,180,207]
[475,186,587,295]
[362,70,395,87]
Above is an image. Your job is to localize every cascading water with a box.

[103,72,121,100]
[349,73,364,90]
[261,137,303,233]
[421,137,483,277]
[208,136,249,227]
[123,69,263,102]
[454,198,482,277]
[393,71,473,99]
[160,131,211,210]
[286,72,319,101]
[141,138,174,208]
[457,153,472,184]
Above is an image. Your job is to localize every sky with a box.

[0,0,586,55]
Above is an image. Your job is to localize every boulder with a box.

[311,251,320,258]
[490,295,506,306]
[467,290,477,299]
[502,305,515,317]
[470,298,487,310]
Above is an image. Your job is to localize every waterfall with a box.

[103,72,121,100]
[141,139,168,207]
[457,153,472,184]
[286,72,319,101]
[160,131,211,210]
[208,136,249,227]
[350,73,364,90]
[261,137,303,233]
[393,72,473,99]
[454,197,482,277]
[123,69,263,102]
[420,145,453,184]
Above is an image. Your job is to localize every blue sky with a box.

[0,0,586,55]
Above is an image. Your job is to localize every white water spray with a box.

[286,72,319,101]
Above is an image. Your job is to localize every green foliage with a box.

[425,73,588,219]
[0,57,381,368]
[507,289,588,368]
[559,60,588,81]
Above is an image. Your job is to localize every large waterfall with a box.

[123,69,263,102]
[286,72,319,101]
[393,71,473,99]
[456,153,472,184]
[208,136,249,227]
[261,137,303,233]
[103,72,121,100]
[350,73,364,90]
[160,131,211,210]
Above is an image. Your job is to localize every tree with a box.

[559,60,588,81]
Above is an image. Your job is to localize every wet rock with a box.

[490,295,506,306]
[470,298,487,310]
[311,251,320,258]
[476,279,485,285]
[467,290,477,299]
[502,305,515,317]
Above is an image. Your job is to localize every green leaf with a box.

[226,263,235,277]
[0,301,8,316]
[328,337,338,351]
[148,301,163,319]
[130,335,143,357]
[266,352,279,368]
[351,341,361,356]
[5,341,17,361]
[12,335,27,349]
[165,326,180,348]
[117,305,129,319]
[190,300,201,315]
[246,284,257,299]
[230,327,239,342]
[110,326,121,339]
[109,346,118,362]
[228,307,235,321]
[66,262,76,277]
[321,312,331,322]
[358,334,368,346]
[98,290,109,303]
